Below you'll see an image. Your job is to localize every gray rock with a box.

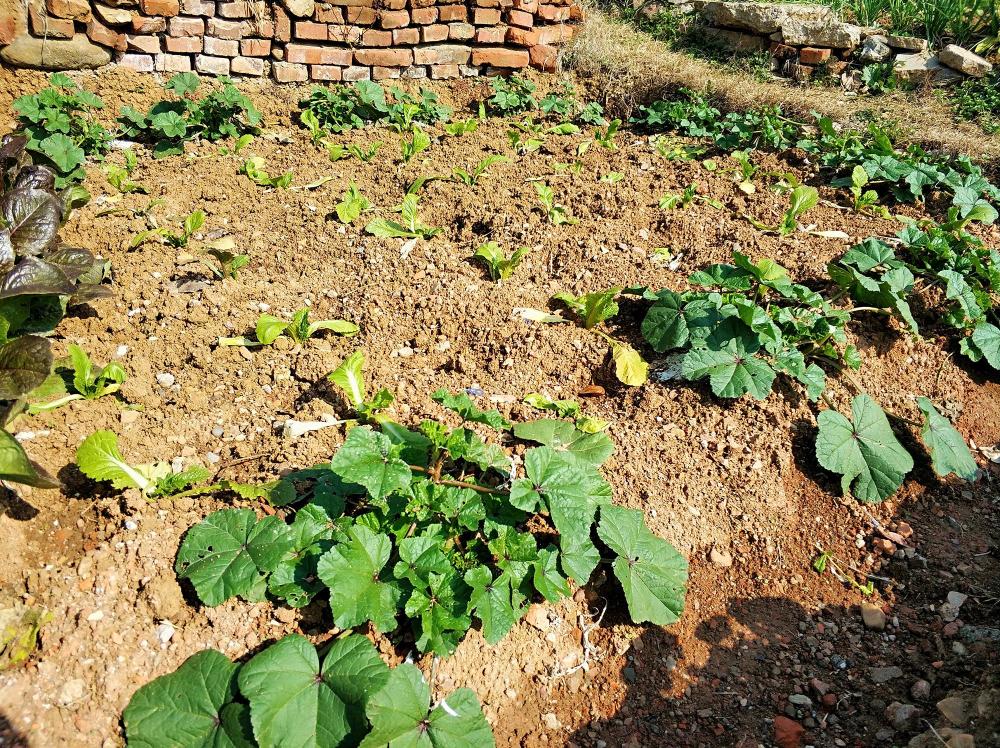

[281,0,314,18]
[911,679,931,700]
[703,26,767,51]
[886,34,927,51]
[699,0,833,34]
[960,625,1000,643]
[781,19,862,48]
[894,53,964,85]
[937,696,968,726]
[0,33,111,69]
[871,666,904,683]
[946,591,969,608]
[886,701,920,730]
[939,44,992,77]
[858,36,891,63]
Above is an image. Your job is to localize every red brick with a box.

[181,0,214,15]
[165,35,202,52]
[254,19,274,36]
[361,28,392,46]
[169,16,204,35]
[285,43,352,65]
[410,0,435,7]
[422,24,448,42]
[207,18,243,38]
[344,7,375,23]
[231,56,264,75]
[31,4,75,37]
[372,65,401,80]
[127,34,161,53]
[799,47,831,64]
[449,22,474,39]
[204,36,238,55]
[769,42,796,59]
[217,1,252,18]
[274,6,291,40]
[477,0,499,6]
[512,0,537,10]
[538,4,569,20]
[471,46,528,67]
[139,0,178,16]
[353,48,412,66]
[240,38,270,56]
[383,0,406,8]
[529,42,557,71]
[413,43,470,64]
[429,64,460,78]
[537,23,573,44]
[475,26,505,43]
[506,26,538,45]
[438,4,466,21]
[392,27,419,44]
[295,20,327,39]
[47,0,89,20]
[273,61,307,82]
[411,7,437,24]
[507,8,533,27]
[379,9,409,28]
[310,64,343,80]
[473,8,501,24]
[314,6,343,22]
[568,4,583,20]
[329,24,362,43]
[132,14,166,32]
[87,17,126,49]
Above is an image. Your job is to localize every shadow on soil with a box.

[0,711,30,748]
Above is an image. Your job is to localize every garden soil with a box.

[0,66,998,747]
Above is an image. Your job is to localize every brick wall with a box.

[0,0,584,80]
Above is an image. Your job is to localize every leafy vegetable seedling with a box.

[474,242,530,283]
[130,209,205,249]
[103,149,146,194]
[535,183,576,226]
[26,344,126,414]
[400,125,430,165]
[365,194,441,240]
[451,155,508,186]
[334,182,372,224]
[76,430,195,496]
[444,118,480,136]
[201,237,249,280]
[594,119,621,150]
[327,350,395,422]
[218,309,358,348]
[746,185,818,236]
[240,157,292,189]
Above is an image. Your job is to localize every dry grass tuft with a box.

[564,9,1000,165]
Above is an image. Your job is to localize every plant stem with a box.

[407,464,507,495]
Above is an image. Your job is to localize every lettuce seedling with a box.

[334,182,371,224]
[552,288,621,329]
[347,142,381,162]
[26,344,126,414]
[535,183,576,226]
[444,118,479,136]
[399,125,430,165]
[219,308,358,347]
[451,155,508,186]
[594,119,621,150]
[327,350,394,422]
[848,166,888,216]
[523,393,608,434]
[76,430,172,495]
[201,237,249,280]
[365,194,441,240]
[103,150,146,194]
[130,209,205,249]
[240,157,292,189]
[474,242,529,283]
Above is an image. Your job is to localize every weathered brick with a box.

[329,0,372,6]
[512,0,537,11]
[799,47,831,64]
[47,0,90,20]
[127,34,161,53]
[379,9,409,28]
[410,7,437,24]
[392,28,419,45]
[569,4,583,20]
[160,52,193,71]
[217,1,254,18]
[460,64,480,76]
[285,43,352,65]
[413,43,470,65]
[448,22,474,39]
[241,38,270,56]
[508,9,533,27]
[310,64,343,80]
[473,8,501,25]
[31,4,76,37]
[120,52,155,71]
[421,24,448,42]
[528,42,556,70]
[314,6,342,22]
[139,0,179,17]
[195,53,231,74]
[165,35,202,52]
[87,16,126,49]
[273,61,308,81]
[402,65,428,78]
[295,21,327,39]
[372,65,401,80]
[273,6,291,40]
[231,55,265,75]
[506,26,538,45]
[537,24,573,44]
[437,4,466,21]
[477,0,499,7]
[132,15,167,33]
[207,18,243,38]
[353,47,412,66]
[361,28,392,46]
[475,26,505,43]
[169,16,204,35]
[538,4,569,21]
[181,0,214,15]
[203,36,239,55]
[329,24,362,43]
[430,63,460,78]
[471,46,528,67]
[92,3,133,26]
[342,65,370,80]
[344,7,375,23]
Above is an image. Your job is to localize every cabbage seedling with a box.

[218,308,358,348]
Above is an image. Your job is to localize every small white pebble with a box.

[156,372,175,387]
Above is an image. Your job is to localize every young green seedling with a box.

[474,242,530,283]
[327,350,395,422]
[847,165,886,216]
[535,183,576,226]
[27,345,127,414]
[594,119,621,150]
[200,237,249,280]
[103,149,146,194]
[130,209,205,249]
[746,185,818,236]
[365,194,441,240]
[335,182,372,224]
[660,184,723,211]
[400,125,430,164]
[444,118,479,136]
[241,157,292,189]
[218,308,358,347]
[451,155,508,186]
[348,142,381,162]
[552,288,621,329]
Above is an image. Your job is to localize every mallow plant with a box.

[172,389,688,655]
[123,633,495,748]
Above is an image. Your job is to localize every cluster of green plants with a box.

[124,633,495,747]
[13,74,112,186]
[147,355,687,656]
[950,70,1000,134]
[300,82,451,135]
[0,136,111,488]
[814,0,997,49]
[218,307,358,348]
[119,73,262,159]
